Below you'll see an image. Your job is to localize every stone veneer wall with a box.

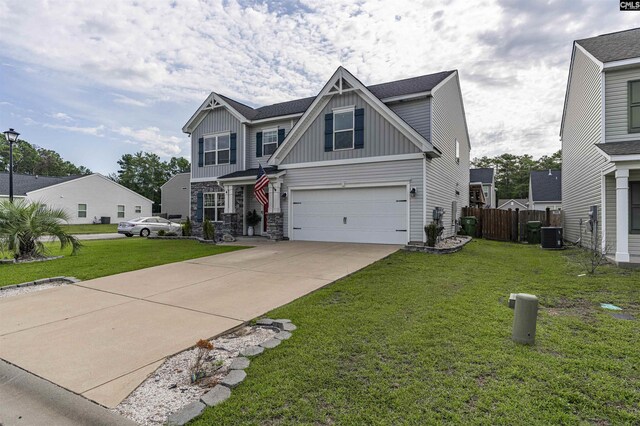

[266,212,284,240]
[190,182,244,239]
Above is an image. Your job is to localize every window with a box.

[204,133,230,165]
[204,192,225,221]
[455,139,460,163]
[78,204,87,218]
[135,205,141,213]
[334,109,354,150]
[117,205,125,218]
[631,182,640,234]
[629,80,640,133]
[262,129,278,156]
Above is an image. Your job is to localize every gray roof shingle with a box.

[217,70,455,121]
[577,28,640,63]
[470,168,494,184]
[595,140,640,155]
[530,170,562,202]
[0,173,82,196]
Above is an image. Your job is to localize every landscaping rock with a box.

[274,331,292,340]
[256,318,274,326]
[222,234,236,242]
[220,369,246,388]
[229,357,250,370]
[260,338,281,349]
[272,319,291,329]
[240,345,264,357]
[281,322,297,332]
[166,401,206,426]
[200,385,231,406]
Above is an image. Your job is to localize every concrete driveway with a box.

[0,241,398,408]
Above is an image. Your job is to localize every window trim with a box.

[203,132,231,166]
[629,80,640,133]
[333,107,355,151]
[455,139,460,164]
[78,203,87,218]
[203,191,225,222]
[135,205,141,214]
[117,205,125,218]
[261,127,278,157]
[630,181,640,234]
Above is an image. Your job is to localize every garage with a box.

[290,186,408,244]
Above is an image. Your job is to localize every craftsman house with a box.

[561,28,640,264]
[182,66,470,244]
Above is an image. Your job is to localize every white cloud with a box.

[114,126,184,157]
[43,123,105,136]
[49,112,73,122]
[0,0,636,162]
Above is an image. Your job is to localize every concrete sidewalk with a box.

[0,241,398,408]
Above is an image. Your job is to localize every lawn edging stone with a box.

[229,357,250,370]
[260,338,281,349]
[200,385,231,406]
[220,369,247,388]
[403,236,472,254]
[166,400,206,426]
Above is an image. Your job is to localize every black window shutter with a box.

[198,137,204,167]
[324,113,333,152]
[256,132,263,157]
[354,108,364,149]
[277,128,285,146]
[230,133,237,164]
[196,192,203,222]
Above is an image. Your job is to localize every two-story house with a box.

[528,170,562,211]
[182,66,470,245]
[469,168,496,208]
[561,28,640,265]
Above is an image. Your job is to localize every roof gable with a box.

[0,173,82,196]
[268,66,438,165]
[530,170,562,202]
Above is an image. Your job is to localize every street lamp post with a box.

[3,128,20,203]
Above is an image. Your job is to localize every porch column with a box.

[224,185,235,213]
[269,181,281,214]
[615,169,630,263]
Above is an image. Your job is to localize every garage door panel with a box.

[291,186,407,244]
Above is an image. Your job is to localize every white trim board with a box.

[277,153,424,170]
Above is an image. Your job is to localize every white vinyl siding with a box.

[388,97,431,141]
[605,67,640,142]
[562,47,606,248]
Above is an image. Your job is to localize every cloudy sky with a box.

[0,0,637,174]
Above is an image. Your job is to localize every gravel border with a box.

[403,236,472,254]
[0,276,81,292]
[0,255,64,265]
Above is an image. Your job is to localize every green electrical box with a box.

[526,221,542,244]
[461,216,477,236]
[512,293,538,345]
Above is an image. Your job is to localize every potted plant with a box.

[246,209,262,236]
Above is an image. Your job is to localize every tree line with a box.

[472,151,561,199]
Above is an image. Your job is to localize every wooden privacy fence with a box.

[461,207,563,242]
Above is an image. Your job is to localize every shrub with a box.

[165,231,178,237]
[190,339,214,383]
[157,229,166,236]
[424,221,444,247]
[203,218,215,241]
[182,217,192,236]
[0,199,81,259]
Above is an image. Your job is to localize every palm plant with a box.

[0,199,81,259]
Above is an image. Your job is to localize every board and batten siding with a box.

[562,47,606,247]
[427,73,470,238]
[281,159,424,242]
[247,118,296,170]
[190,108,244,180]
[280,91,420,165]
[387,98,431,140]
[605,67,640,143]
[605,172,640,256]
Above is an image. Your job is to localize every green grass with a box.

[59,223,118,234]
[0,239,246,286]
[193,239,640,425]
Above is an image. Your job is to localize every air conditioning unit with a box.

[541,227,563,249]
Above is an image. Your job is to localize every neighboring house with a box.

[561,28,640,264]
[497,198,528,211]
[182,66,471,244]
[160,172,190,220]
[469,168,496,208]
[528,170,562,211]
[0,172,152,224]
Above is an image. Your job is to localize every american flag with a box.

[254,164,270,207]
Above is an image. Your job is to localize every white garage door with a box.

[290,186,408,244]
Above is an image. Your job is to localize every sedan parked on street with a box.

[117,217,182,237]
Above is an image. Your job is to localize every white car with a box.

[118,217,182,237]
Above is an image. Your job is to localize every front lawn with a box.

[59,223,118,234]
[194,240,639,425]
[0,239,246,286]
